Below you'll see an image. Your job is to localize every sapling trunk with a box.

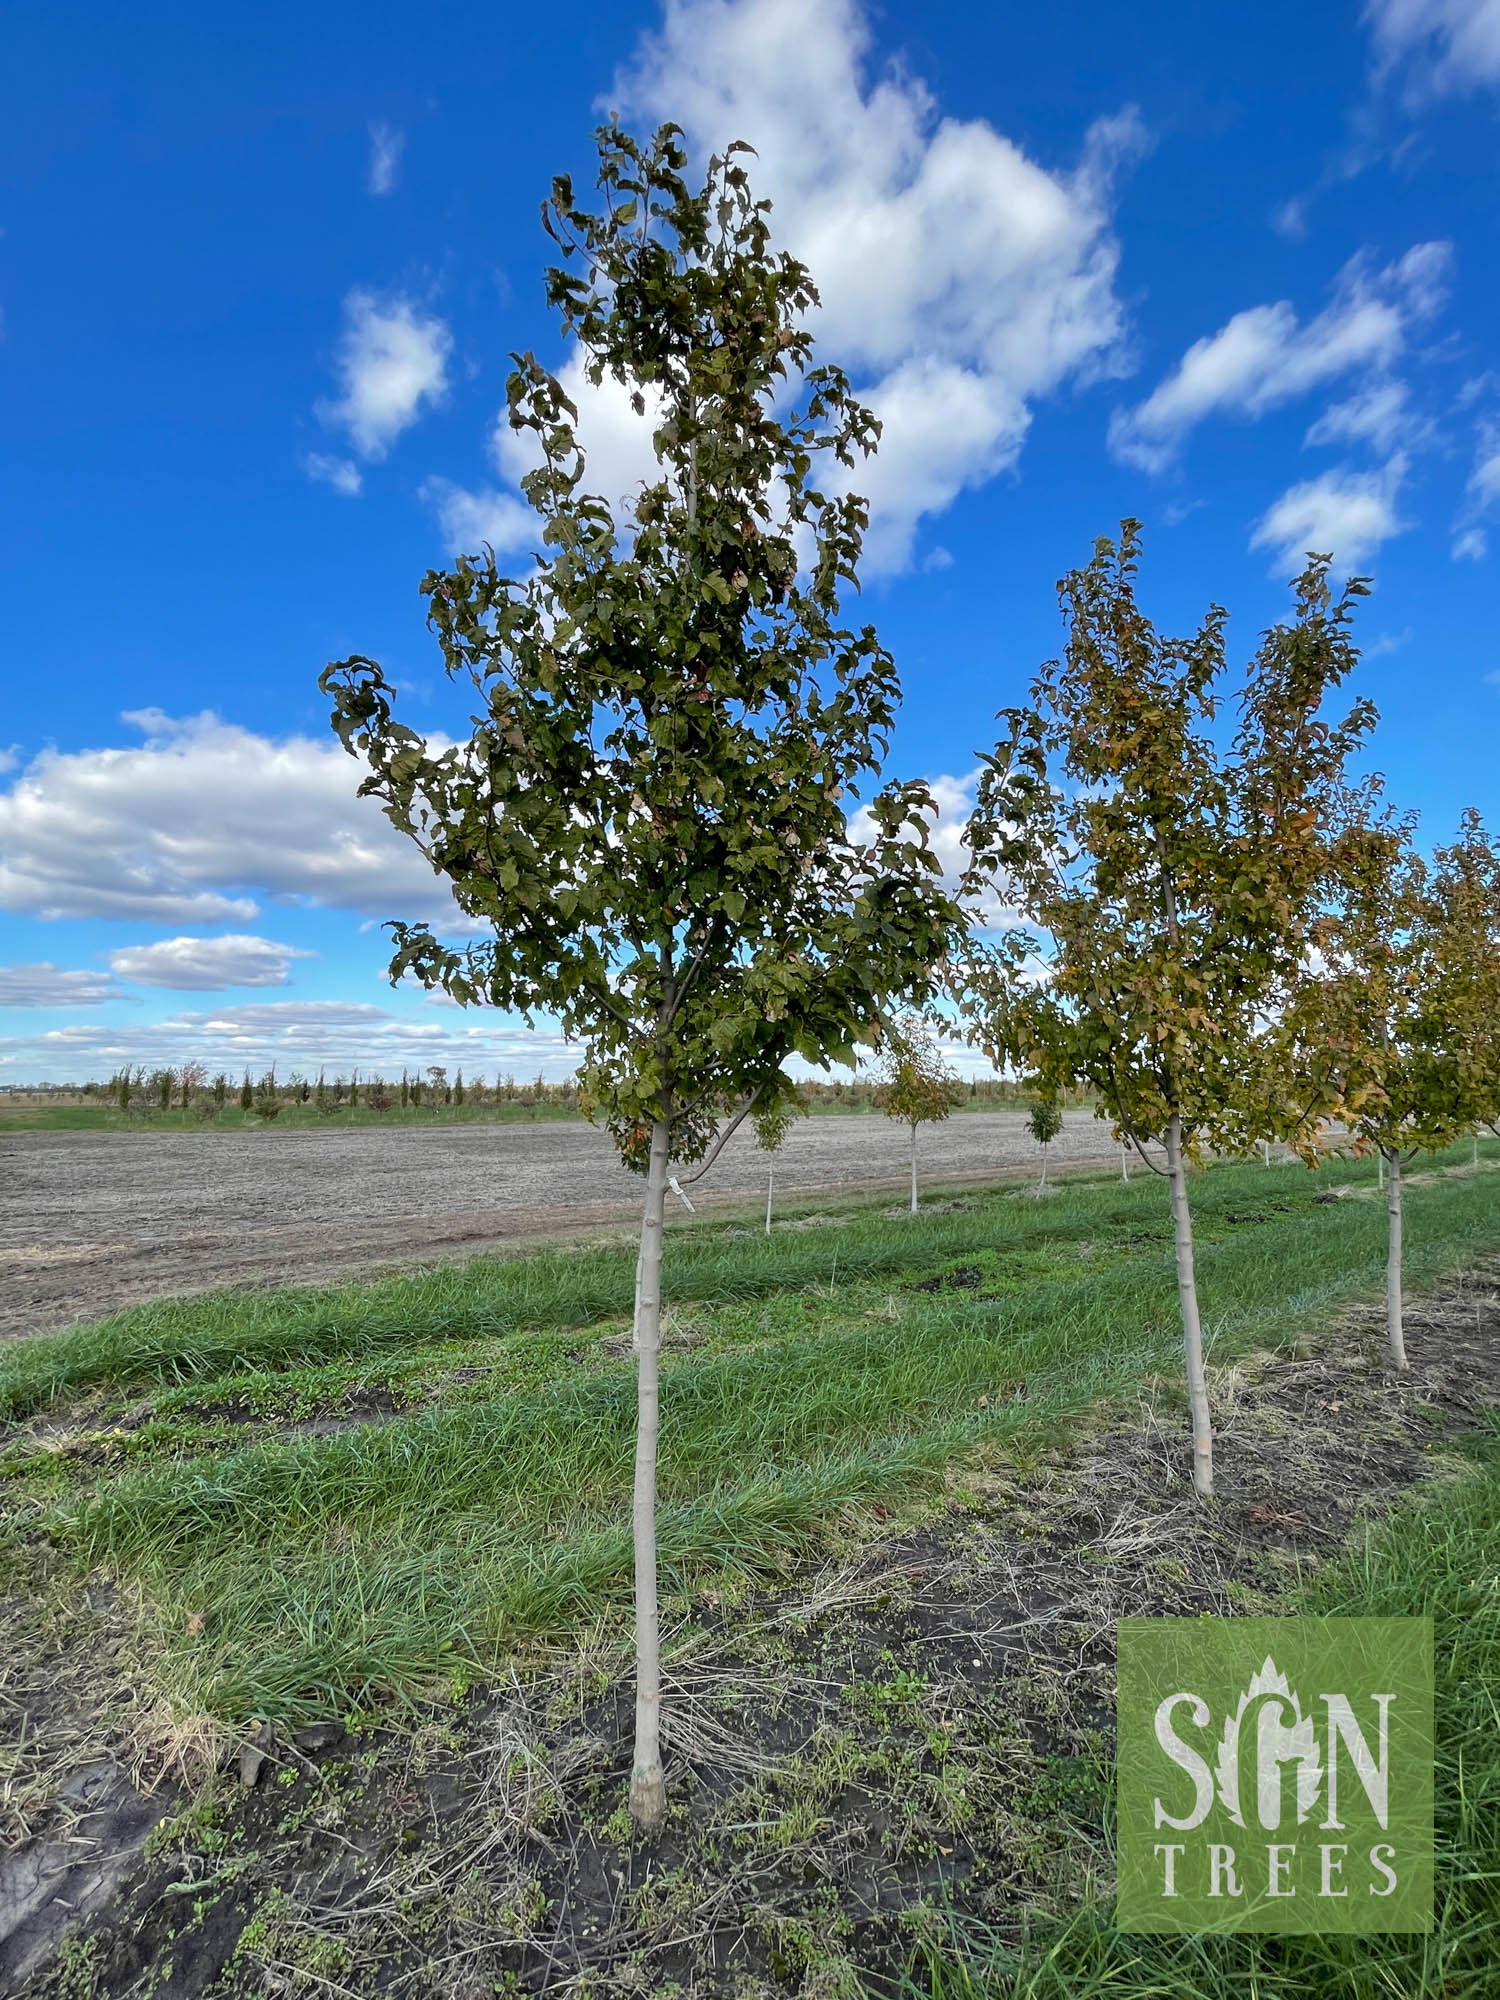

[629,1117,671,1831]
[1385,1146,1407,1371]
[909,1123,918,1215]
[1038,1144,1048,1194]
[765,1160,773,1237]
[1165,1113,1214,1498]
[1120,1142,1129,1183]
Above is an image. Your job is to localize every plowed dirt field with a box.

[0,1109,1138,1339]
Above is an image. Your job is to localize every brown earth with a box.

[0,1112,1145,1341]
[6,1263,1497,1998]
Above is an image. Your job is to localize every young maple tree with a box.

[322,123,957,1830]
[960,523,1375,1497]
[1282,805,1500,1369]
[1027,1093,1064,1192]
[754,1091,804,1235]
[876,1011,962,1214]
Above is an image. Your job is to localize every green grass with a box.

[895,1417,1500,2000]
[3,1143,1497,1727]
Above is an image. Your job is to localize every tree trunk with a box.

[1039,1144,1048,1193]
[1385,1146,1407,1372]
[909,1124,918,1215]
[1121,1142,1129,1183]
[1378,1149,1385,1192]
[765,1159,773,1236]
[629,1118,671,1831]
[1165,1113,1213,1498]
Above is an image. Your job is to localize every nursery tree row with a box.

[323,118,1500,1825]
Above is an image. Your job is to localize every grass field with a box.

[5,1140,1499,1997]
[4,1141,1497,1728]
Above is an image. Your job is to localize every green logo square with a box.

[1116,1617,1433,1933]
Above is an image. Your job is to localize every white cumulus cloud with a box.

[0,964,124,1007]
[107,935,316,991]
[1250,456,1409,576]
[1110,244,1449,474]
[316,290,451,461]
[1367,0,1500,94]
[420,476,537,558]
[0,711,462,927]
[1305,378,1432,455]
[433,0,1142,574]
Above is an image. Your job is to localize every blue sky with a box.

[2,0,1497,1084]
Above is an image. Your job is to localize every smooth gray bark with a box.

[909,1124,918,1215]
[1121,1142,1130,1183]
[1165,1113,1214,1498]
[1385,1146,1408,1371]
[765,1159,774,1236]
[629,1117,671,1831]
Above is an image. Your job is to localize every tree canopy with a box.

[323,123,958,1173]
[958,524,1377,1493]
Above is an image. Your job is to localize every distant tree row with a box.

[30,1067,1064,1118]
[85,1064,578,1117]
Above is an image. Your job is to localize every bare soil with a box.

[0,1113,1136,1342]
[7,1264,1498,1999]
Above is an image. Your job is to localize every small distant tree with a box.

[253,1068,281,1120]
[454,1068,466,1106]
[754,1090,805,1235]
[114,1069,132,1114]
[877,1012,962,1214]
[179,1061,207,1110]
[1027,1093,1064,1192]
[314,1068,330,1114]
[348,1070,360,1108]
[1282,806,1500,1369]
[239,1069,253,1112]
[428,1064,449,1107]
[323,121,957,1829]
[212,1072,228,1111]
[960,525,1375,1497]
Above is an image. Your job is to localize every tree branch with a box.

[677,1084,768,1184]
